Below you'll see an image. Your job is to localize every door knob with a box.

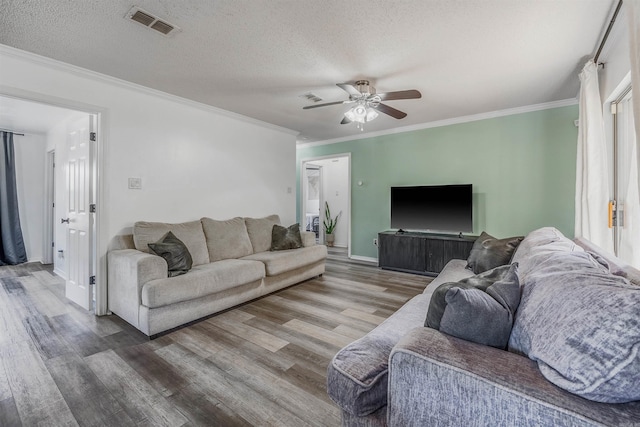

[61,218,70,224]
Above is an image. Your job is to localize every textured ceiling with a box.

[0,0,615,142]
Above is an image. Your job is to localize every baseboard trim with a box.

[53,268,67,280]
[349,255,378,264]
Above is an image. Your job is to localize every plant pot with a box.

[325,233,335,247]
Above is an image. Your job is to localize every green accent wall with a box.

[297,105,579,259]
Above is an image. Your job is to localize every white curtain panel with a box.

[575,61,614,252]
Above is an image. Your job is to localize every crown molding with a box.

[296,98,578,149]
[0,44,299,136]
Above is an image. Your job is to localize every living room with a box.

[0,1,639,426]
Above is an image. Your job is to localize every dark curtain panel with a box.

[0,131,28,265]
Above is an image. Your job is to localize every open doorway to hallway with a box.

[0,94,99,312]
[301,154,351,257]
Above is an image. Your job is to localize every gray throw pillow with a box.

[439,263,521,349]
[148,231,193,277]
[425,263,520,348]
[270,223,303,251]
[467,231,524,274]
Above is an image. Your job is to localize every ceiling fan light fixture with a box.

[353,104,367,121]
[344,102,379,131]
[344,108,356,122]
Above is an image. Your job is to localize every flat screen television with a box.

[391,184,473,233]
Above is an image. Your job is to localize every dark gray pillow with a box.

[467,231,523,274]
[439,263,521,349]
[148,231,193,277]
[426,263,521,348]
[270,223,303,251]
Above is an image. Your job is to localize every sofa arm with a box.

[301,231,316,247]
[107,249,167,329]
[388,328,640,427]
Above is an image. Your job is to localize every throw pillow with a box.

[270,223,303,251]
[147,231,193,277]
[466,231,523,274]
[133,220,209,266]
[439,263,521,349]
[509,251,640,403]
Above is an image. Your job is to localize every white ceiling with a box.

[0,0,616,142]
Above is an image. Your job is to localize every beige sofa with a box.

[108,215,327,337]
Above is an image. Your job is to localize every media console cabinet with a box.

[378,231,478,276]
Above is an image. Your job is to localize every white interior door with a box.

[64,115,94,310]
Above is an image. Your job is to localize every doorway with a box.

[0,93,102,313]
[302,164,322,243]
[300,154,351,256]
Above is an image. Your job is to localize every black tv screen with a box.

[391,184,473,233]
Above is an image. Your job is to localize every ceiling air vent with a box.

[125,6,181,36]
[300,92,323,103]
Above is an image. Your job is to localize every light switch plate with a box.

[128,177,142,189]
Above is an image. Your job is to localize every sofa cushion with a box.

[511,227,583,280]
[241,244,327,276]
[438,263,521,349]
[271,223,303,251]
[201,217,253,262]
[147,231,193,277]
[133,220,209,266]
[466,231,523,274]
[141,259,265,308]
[245,215,280,253]
[509,250,640,403]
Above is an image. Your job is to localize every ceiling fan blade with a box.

[377,89,422,101]
[336,83,361,97]
[340,116,352,125]
[374,103,408,119]
[302,101,346,110]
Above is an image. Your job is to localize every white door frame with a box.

[43,149,55,264]
[300,153,352,258]
[0,86,109,316]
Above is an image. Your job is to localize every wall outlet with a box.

[128,177,142,189]
[373,238,378,246]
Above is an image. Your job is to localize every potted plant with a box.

[323,201,341,247]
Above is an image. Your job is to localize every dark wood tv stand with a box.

[378,231,478,276]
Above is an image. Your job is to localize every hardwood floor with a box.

[0,253,430,426]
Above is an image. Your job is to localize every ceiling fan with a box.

[303,80,421,130]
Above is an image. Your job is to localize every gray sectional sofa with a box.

[328,227,640,426]
[108,215,326,337]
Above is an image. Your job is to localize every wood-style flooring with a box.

[0,249,430,426]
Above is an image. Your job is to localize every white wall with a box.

[314,156,349,247]
[13,133,46,262]
[0,45,297,312]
